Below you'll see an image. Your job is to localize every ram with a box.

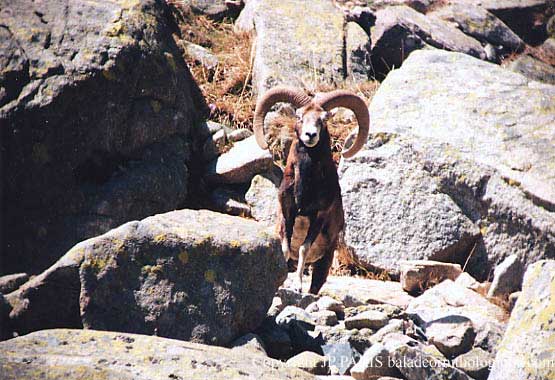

[253,87,369,294]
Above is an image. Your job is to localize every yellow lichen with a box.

[204,270,216,283]
[150,100,162,113]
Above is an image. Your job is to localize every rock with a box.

[231,333,268,356]
[363,49,555,277]
[400,260,463,295]
[0,329,315,380]
[268,296,286,317]
[317,296,346,314]
[205,136,273,184]
[425,315,476,358]
[368,319,406,346]
[406,280,506,354]
[350,343,402,380]
[489,260,555,380]
[344,304,403,321]
[0,293,10,340]
[316,323,374,355]
[312,310,339,326]
[473,321,505,355]
[316,275,414,308]
[508,55,555,85]
[449,0,553,45]
[209,187,252,217]
[245,172,281,225]
[346,22,371,82]
[77,210,284,346]
[184,41,219,71]
[255,317,293,359]
[431,4,524,54]
[276,306,317,330]
[277,286,320,309]
[345,310,390,330]
[369,5,485,78]
[0,273,29,294]
[227,128,253,142]
[487,254,523,298]
[207,120,226,135]
[508,291,520,311]
[339,134,481,275]
[250,0,345,93]
[452,347,493,380]
[1,0,209,276]
[5,210,286,345]
[287,351,329,375]
[182,0,242,20]
[454,272,481,291]
[549,15,555,38]
[322,343,359,376]
[389,344,472,380]
[212,128,227,151]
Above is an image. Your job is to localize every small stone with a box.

[369,319,405,346]
[184,41,218,71]
[276,306,317,330]
[227,128,252,143]
[345,310,389,330]
[204,136,273,185]
[455,272,481,291]
[245,172,281,225]
[268,296,285,317]
[425,315,476,358]
[453,347,492,380]
[487,254,523,298]
[306,302,320,313]
[316,296,345,314]
[322,343,359,376]
[286,351,329,375]
[277,287,319,309]
[311,310,339,326]
[231,333,268,356]
[350,343,401,380]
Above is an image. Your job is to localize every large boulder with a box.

[449,0,553,45]
[368,6,485,79]
[4,209,286,346]
[247,0,365,94]
[431,4,524,55]
[489,260,555,380]
[341,50,555,278]
[0,329,315,380]
[1,0,209,275]
[508,54,555,85]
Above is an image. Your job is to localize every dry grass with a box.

[168,1,255,130]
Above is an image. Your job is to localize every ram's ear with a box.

[320,111,330,122]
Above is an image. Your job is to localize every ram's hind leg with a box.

[309,246,334,295]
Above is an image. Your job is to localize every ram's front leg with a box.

[295,212,325,293]
[278,188,296,262]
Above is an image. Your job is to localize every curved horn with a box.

[253,87,312,149]
[315,90,369,158]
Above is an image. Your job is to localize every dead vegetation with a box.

[168,1,255,130]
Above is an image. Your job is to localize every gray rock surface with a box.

[489,260,555,380]
[250,0,345,93]
[339,134,481,274]
[0,329,315,380]
[345,310,390,330]
[346,50,555,277]
[425,315,476,358]
[431,4,524,55]
[1,0,209,275]
[182,0,242,20]
[487,254,523,298]
[508,54,555,85]
[245,172,281,225]
[369,5,485,78]
[5,209,286,346]
[350,343,401,380]
[231,332,268,355]
[205,136,274,184]
[287,351,330,375]
[453,347,492,380]
[406,280,506,355]
[184,41,219,71]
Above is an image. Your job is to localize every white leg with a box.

[282,239,291,261]
[295,243,309,293]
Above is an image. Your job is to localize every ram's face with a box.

[296,106,328,148]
